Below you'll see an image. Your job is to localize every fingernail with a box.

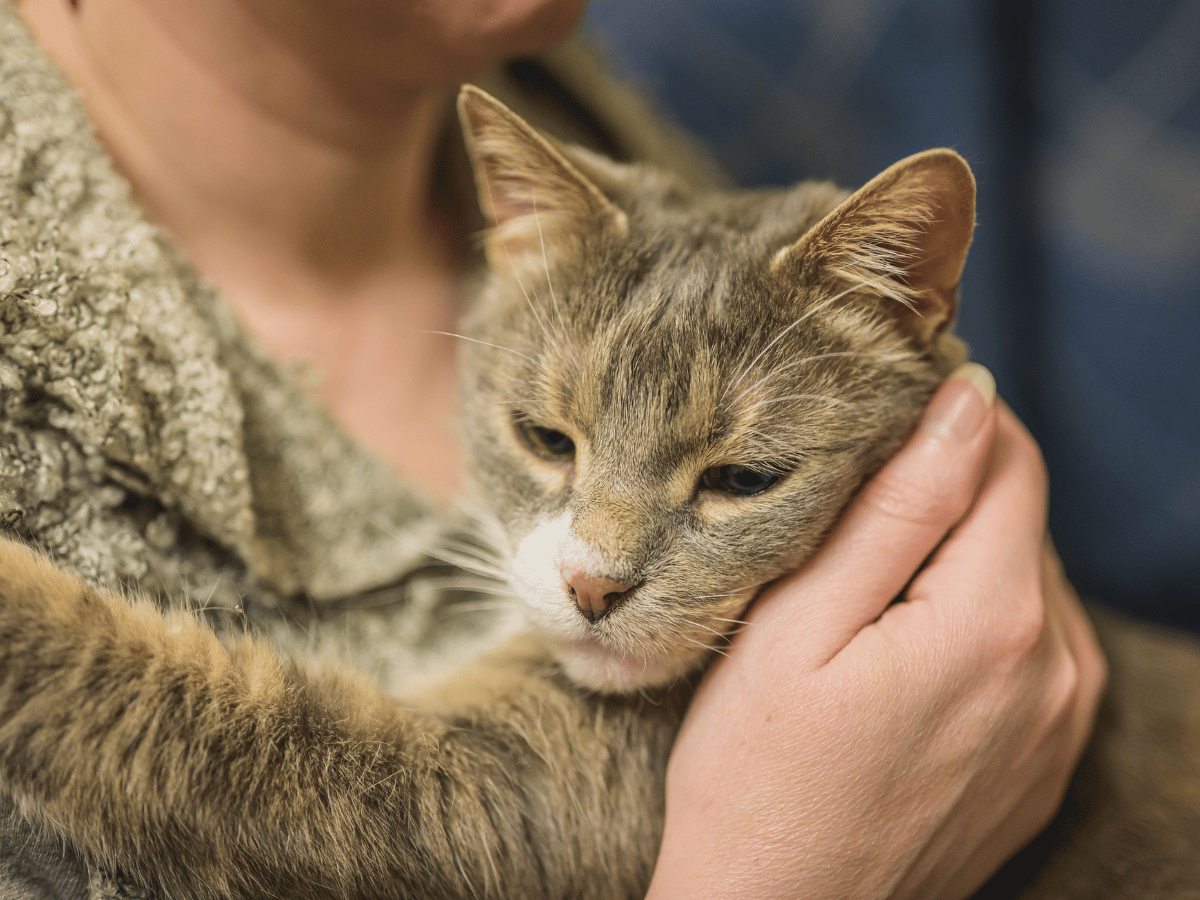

[920,363,996,443]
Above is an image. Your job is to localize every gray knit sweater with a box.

[0,5,474,896]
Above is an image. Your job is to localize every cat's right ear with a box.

[457,85,628,271]
[771,149,976,346]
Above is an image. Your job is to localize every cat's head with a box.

[455,85,974,693]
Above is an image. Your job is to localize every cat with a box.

[0,85,1194,900]
[453,85,969,694]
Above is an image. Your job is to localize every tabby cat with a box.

[0,85,1195,900]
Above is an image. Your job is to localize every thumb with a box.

[752,363,998,669]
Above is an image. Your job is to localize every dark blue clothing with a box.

[582,0,1200,629]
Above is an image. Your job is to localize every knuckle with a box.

[1076,633,1109,710]
[991,589,1049,665]
[1008,426,1050,499]
[1043,653,1081,727]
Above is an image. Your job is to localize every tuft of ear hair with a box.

[457,85,628,271]
[772,149,976,345]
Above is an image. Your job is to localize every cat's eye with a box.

[700,464,781,497]
[517,419,576,461]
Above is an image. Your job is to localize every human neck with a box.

[18,0,460,301]
[19,0,471,501]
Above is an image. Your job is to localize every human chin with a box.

[417,0,588,62]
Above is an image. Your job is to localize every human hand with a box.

[646,364,1107,900]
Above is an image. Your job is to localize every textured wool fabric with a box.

[0,5,458,896]
[0,797,88,900]
[0,7,449,606]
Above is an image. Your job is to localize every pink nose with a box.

[560,564,632,623]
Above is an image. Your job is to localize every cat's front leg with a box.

[0,536,683,900]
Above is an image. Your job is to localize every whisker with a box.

[419,330,537,366]
[355,511,471,569]
[683,590,747,602]
[430,537,504,565]
[709,616,754,627]
[748,392,859,412]
[430,558,507,580]
[532,191,565,334]
[691,621,734,641]
[433,601,518,622]
[724,285,858,401]
[420,578,514,597]
[733,349,914,407]
[426,545,506,571]
[424,557,509,583]
[503,238,556,347]
[436,600,516,614]
[681,634,729,659]
[356,511,510,583]
[478,156,555,348]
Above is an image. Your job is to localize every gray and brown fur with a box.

[0,86,1196,899]
[456,85,969,689]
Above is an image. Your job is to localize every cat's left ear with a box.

[457,85,628,271]
[773,149,975,345]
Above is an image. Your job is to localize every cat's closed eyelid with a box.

[514,416,577,462]
[692,462,796,507]
[698,464,783,496]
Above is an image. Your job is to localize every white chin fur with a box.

[554,639,705,693]
[509,511,727,692]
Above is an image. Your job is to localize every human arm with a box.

[648,365,1106,900]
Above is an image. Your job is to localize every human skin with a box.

[15,1,1105,896]
[650,370,1105,900]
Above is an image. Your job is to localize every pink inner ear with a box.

[474,158,589,270]
[478,168,558,230]
[469,133,584,232]
[782,149,976,346]
[458,85,627,265]
[904,164,976,297]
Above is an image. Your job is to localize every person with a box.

[0,0,1103,897]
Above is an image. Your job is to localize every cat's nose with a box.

[560,564,632,623]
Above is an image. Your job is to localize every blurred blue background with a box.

[581,0,1200,629]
